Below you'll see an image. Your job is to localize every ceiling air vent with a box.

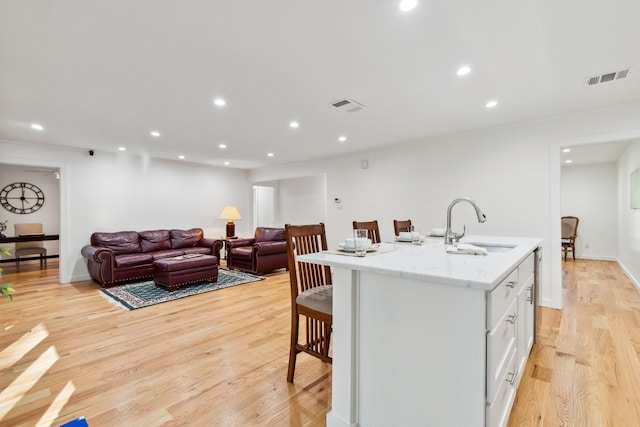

[331,98,366,113]
[586,68,631,85]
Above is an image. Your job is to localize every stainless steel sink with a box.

[466,242,516,253]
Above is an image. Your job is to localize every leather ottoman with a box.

[153,254,218,291]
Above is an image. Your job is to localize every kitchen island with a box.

[298,235,542,427]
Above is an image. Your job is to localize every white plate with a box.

[395,236,426,242]
[338,243,379,252]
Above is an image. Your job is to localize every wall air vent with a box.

[331,98,366,113]
[586,68,631,85]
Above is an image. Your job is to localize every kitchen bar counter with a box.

[299,235,542,291]
[298,235,543,427]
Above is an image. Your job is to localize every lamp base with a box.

[226,222,236,238]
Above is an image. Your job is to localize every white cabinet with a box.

[300,237,543,427]
[485,251,536,427]
[516,275,535,382]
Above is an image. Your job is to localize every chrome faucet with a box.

[445,197,487,245]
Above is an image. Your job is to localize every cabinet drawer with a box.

[487,298,517,402]
[486,347,517,427]
[487,268,518,330]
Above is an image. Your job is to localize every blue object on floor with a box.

[59,416,89,427]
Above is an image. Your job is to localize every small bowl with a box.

[344,237,372,250]
[430,228,446,237]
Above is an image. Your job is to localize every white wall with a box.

[561,163,618,260]
[251,101,640,309]
[0,164,61,262]
[0,140,251,283]
[617,140,640,289]
[253,185,276,228]
[275,175,326,226]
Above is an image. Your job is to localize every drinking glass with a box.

[354,229,369,256]
[411,225,421,245]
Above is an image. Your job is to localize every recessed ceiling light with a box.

[267,152,274,157]
[456,66,471,76]
[213,98,226,107]
[150,130,161,137]
[178,155,185,160]
[118,147,126,151]
[30,123,44,131]
[565,160,573,164]
[224,161,230,166]
[218,143,227,149]
[562,148,571,153]
[399,0,418,12]
[338,136,347,142]
[289,121,299,129]
[485,100,498,108]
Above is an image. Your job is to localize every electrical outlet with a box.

[585,243,589,249]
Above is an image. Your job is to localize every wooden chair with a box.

[284,223,333,383]
[393,219,412,236]
[352,220,382,244]
[14,223,47,272]
[561,216,579,261]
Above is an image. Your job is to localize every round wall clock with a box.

[0,182,45,214]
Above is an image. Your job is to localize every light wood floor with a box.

[508,259,640,427]
[1,259,639,426]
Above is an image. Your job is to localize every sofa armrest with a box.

[81,245,116,286]
[81,245,115,263]
[228,238,255,248]
[199,238,224,260]
[254,241,286,255]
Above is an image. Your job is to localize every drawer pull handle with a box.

[506,314,517,324]
[506,371,517,386]
[506,280,518,288]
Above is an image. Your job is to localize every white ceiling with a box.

[1,1,639,169]
[561,140,632,166]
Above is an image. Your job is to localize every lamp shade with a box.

[219,206,242,221]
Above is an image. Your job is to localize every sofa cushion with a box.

[183,247,212,255]
[170,228,203,249]
[255,227,285,243]
[152,249,185,260]
[115,253,154,267]
[139,230,171,252]
[91,231,141,255]
[230,246,253,259]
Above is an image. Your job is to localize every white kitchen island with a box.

[298,235,542,427]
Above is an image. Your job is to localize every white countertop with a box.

[297,235,542,291]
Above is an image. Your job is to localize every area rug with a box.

[99,269,264,310]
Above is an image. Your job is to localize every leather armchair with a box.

[226,227,288,275]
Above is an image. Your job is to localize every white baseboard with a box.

[617,259,640,292]
[67,273,91,283]
[575,255,617,261]
[539,297,561,309]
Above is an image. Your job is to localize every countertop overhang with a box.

[297,235,543,291]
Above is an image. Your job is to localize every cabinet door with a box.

[516,274,534,385]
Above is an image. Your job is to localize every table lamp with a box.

[219,206,242,238]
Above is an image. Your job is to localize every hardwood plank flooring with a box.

[509,259,640,427]
[0,262,330,426]
[1,259,639,426]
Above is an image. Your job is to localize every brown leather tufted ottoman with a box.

[153,254,218,291]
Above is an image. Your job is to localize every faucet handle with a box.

[450,225,466,243]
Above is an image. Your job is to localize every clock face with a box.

[0,182,45,214]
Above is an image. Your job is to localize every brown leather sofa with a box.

[81,228,223,287]
[226,227,287,275]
